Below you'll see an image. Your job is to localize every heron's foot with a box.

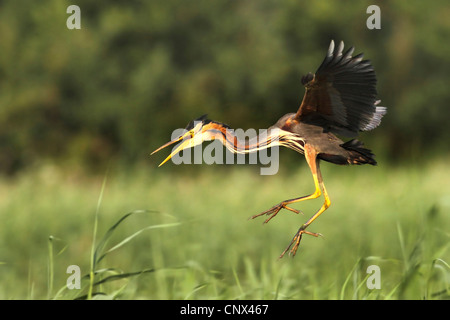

[250,202,302,224]
[279,225,322,258]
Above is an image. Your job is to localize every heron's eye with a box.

[190,130,194,138]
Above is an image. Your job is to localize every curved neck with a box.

[207,127,305,155]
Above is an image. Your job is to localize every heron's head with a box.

[151,115,229,166]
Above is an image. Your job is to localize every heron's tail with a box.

[341,139,377,165]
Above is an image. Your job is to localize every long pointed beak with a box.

[151,135,184,156]
[151,133,194,167]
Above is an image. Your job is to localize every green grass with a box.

[0,157,449,299]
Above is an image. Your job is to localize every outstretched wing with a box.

[294,40,386,137]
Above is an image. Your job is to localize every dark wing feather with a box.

[294,40,386,137]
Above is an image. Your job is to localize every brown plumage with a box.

[152,40,386,257]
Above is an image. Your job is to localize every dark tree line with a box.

[0,0,448,174]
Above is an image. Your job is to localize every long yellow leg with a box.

[251,144,332,257]
[251,144,322,223]
[280,155,331,258]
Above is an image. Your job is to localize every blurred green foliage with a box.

[1,0,449,174]
[1,161,449,299]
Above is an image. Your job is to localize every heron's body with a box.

[152,40,386,257]
[273,113,376,166]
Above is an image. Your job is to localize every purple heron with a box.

[152,40,386,257]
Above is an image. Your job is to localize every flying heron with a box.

[151,40,386,257]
